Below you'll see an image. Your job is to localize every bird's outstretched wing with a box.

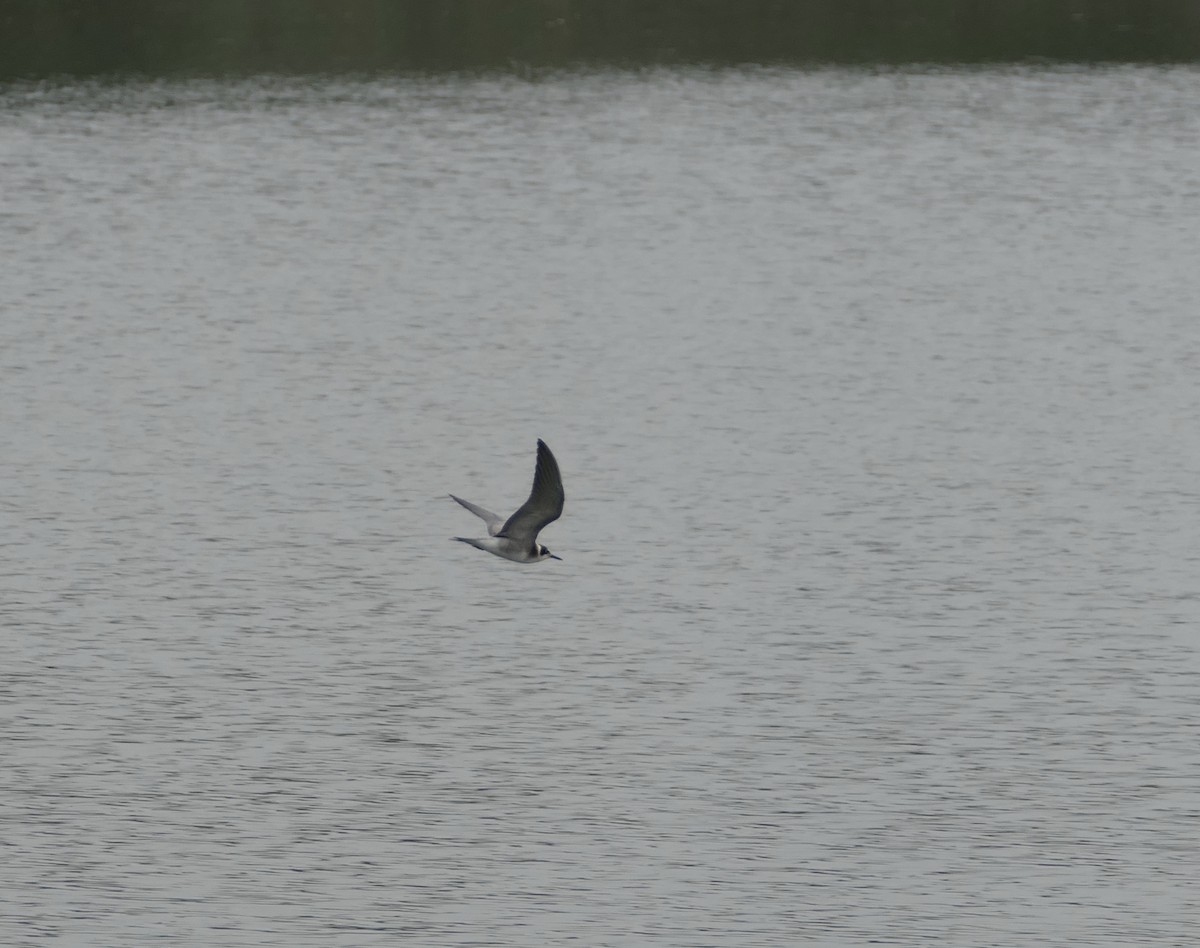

[449,494,506,536]
[498,440,564,543]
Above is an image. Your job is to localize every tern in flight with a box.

[451,439,564,563]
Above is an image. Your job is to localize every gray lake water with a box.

[3,67,1199,946]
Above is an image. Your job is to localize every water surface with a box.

[3,68,1199,946]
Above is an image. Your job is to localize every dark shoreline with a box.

[3,0,1199,80]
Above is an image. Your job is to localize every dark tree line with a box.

[2,0,1198,79]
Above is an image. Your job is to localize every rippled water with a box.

[4,67,1199,946]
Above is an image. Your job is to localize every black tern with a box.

[451,439,564,563]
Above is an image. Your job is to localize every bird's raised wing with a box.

[498,440,564,543]
[449,494,506,536]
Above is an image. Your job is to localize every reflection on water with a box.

[3,68,1199,946]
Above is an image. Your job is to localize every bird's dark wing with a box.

[498,440,564,542]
